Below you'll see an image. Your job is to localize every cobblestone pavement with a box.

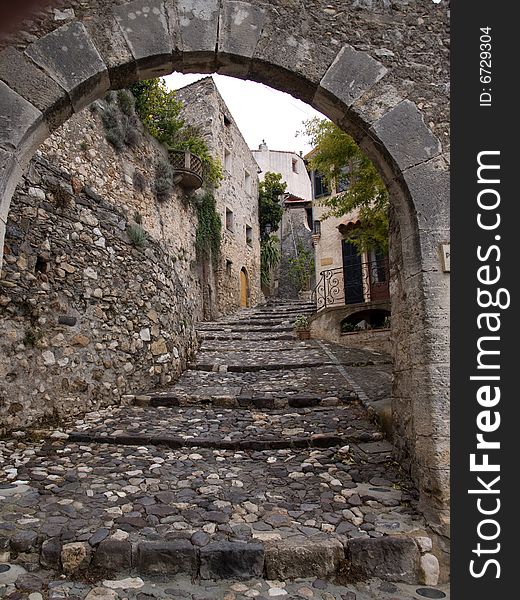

[0,301,448,598]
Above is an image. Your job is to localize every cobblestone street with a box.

[0,302,448,599]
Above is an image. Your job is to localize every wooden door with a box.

[240,269,249,308]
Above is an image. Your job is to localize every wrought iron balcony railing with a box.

[169,150,204,190]
[312,258,390,311]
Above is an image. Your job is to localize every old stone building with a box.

[252,143,314,299]
[309,164,391,352]
[177,77,261,315]
[0,77,261,432]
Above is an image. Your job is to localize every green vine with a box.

[195,189,222,260]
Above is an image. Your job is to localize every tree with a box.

[129,79,222,188]
[258,172,287,238]
[302,117,389,254]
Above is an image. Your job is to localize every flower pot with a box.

[296,329,311,340]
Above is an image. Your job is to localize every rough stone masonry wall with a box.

[0,155,198,433]
[38,98,203,305]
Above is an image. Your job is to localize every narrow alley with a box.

[0,301,446,599]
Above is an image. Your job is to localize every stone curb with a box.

[11,534,431,583]
[67,431,378,451]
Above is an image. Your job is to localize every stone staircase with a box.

[0,301,445,596]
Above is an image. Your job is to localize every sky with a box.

[163,73,325,156]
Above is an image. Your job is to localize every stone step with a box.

[197,325,295,333]
[131,365,361,404]
[133,391,356,410]
[65,405,380,451]
[0,439,429,584]
[188,360,331,373]
[198,332,297,341]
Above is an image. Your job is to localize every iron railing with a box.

[169,150,204,189]
[312,258,390,311]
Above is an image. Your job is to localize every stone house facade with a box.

[309,165,391,351]
[176,78,261,315]
[252,143,314,299]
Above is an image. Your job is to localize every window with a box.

[244,170,251,195]
[223,114,232,127]
[292,158,298,173]
[226,208,234,232]
[224,148,232,172]
[313,172,329,198]
[313,220,321,236]
[246,225,253,247]
[226,259,233,275]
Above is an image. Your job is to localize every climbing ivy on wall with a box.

[195,189,222,261]
[129,79,222,188]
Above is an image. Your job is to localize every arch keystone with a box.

[114,0,177,79]
[217,1,267,76]
[25,21,109,112]
[370,100,442,173]
[314,45,388,122]
[174,0,220,72]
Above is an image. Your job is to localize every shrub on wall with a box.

[130,79,222,188]
[154,160,174,201]
[127,223,148,248]
[99,92,141,152]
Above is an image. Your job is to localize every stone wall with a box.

[176,78,261,312]
[277,204,314,300]
[0,155,198,433]
[0,82,262,431]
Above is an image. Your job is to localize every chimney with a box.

[258,140,268,151]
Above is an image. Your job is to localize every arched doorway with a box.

[0,0,450,538]
[240,267,250,308]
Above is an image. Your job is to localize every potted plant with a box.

[294,314,311,340]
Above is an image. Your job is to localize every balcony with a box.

[169,150,203,191]
[312,258,390,312]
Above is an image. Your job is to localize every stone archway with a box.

[0,0,450,540]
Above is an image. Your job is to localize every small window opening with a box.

[292,158,298,173]
[246,226,253,247]
[226,208,235,232]
[224,148,232,172]
[35,255,48,274]
[226,259,233,275]
[223,114,232,126]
